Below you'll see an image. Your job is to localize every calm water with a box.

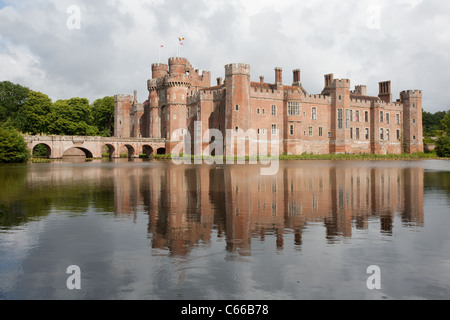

[0,159,449,300]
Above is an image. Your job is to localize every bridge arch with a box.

[32,143,51,158]
[63,147,94,159]
[156,147,166,155]
[120,144,137,158]
[142,145,154,158]
[103,144,116,158]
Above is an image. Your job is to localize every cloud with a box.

[0,0,449,111]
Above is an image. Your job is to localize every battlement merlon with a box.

[329,78,351,89]
[400,90,423,100]
[225,63,251,77]
[152,63,169,79]
[114,94,133,103]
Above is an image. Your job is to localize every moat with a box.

[0,159,449,300]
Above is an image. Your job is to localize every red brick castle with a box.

[114,57,423,155]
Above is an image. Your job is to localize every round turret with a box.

[152,63,169,79]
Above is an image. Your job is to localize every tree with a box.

[48,98,98,136]
[441,111,450,135]
[15,91,53,135]
[423,110,447,136]
[435,135,450,158]
[0,81,30,125]
[92,96,115,136]
[0,125,29,163]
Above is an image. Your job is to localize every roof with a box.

[350,94,380,101]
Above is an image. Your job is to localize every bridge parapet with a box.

[25,135,168,159]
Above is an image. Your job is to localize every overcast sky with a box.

[0,0,449,112]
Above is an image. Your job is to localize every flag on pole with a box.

[178,37,185,41]
[160,45,164,48]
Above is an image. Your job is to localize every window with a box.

[271,105,277,116]
[319,127,323,137]
[386,113,390,124]
[397,130,400,140]
[288,101,301,116]
[350,110,353,122]
[272,124,278,135]
[257,108,260,115]
[350,127,354,139]
[339,95,342,101]
[380,111,384,123]
[235,105,239,111]
[365,128,370,140]
[328,132,331,138]
[413,135,416,140]
[413,119,416,124]
[356,127,360,140]
[345,109,350,129]
[235,127,239,133]
[289,125,294,136]
[386,129,390,141]
[262,109,266,115]
[355,110,360,122]
[338,109,343,129]
[312,107,317,120]
[257,129,260,135]
[365,111,369,122]
[308,127,313,137]
[413,103,416,108]
[396,114,400,124]
[380,128,384,140]
[197,106,201,118]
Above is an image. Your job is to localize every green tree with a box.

[92,96,115,136]
[0,126,29,163]
[441,111,450,135]
[423,110,447,136]
[0,81,30,125]
[435,135,450,158]
[49,98,98,136]
[15,90,53,135]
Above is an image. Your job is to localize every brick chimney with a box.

[275,67,283,84]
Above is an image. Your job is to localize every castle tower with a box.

[152,63,169,79]
[224,63,251,155]
[148,77,161,139]
[329,78,351,154]
[163,57,190,153]
[400,90,423,153]
[114,94,133,138]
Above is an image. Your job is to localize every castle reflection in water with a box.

[111,161,424,256]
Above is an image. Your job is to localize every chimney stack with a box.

[293,69,301,84]
[275,67,283,84]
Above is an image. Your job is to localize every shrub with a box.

[435,136,450,158]
[0,127,30,163]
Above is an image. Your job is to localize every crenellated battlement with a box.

[400,90,422,98]
[225,63,251,76]
[330,79,351,88]
[114,94,132,103]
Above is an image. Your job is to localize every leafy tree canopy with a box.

[92,96,115,137]
[0,81,30,125]
[0,125,29,163]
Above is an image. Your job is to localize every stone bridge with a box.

[24,135,167,159]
